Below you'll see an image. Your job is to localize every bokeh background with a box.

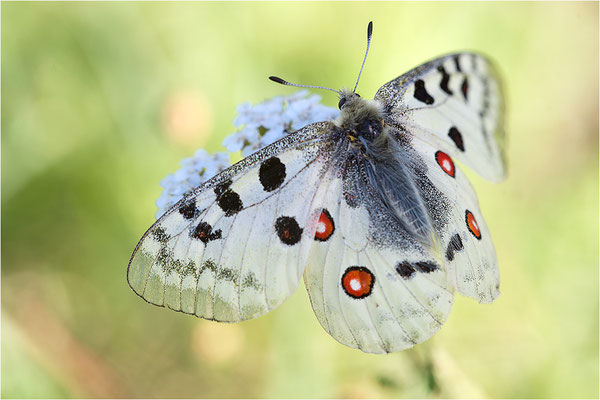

[2,2,598,398]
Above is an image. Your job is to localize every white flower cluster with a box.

[155,150,230,219]
[155,90,339,218]
[223,90,339,157]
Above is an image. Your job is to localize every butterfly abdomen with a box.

[359,132,438,245]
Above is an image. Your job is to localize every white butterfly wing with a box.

[128,122,336,322]
[406,135,500,303]
[375,53,506,182]
[303,175,454,354]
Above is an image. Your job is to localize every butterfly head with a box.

[270,22,383,142]
[336,88,385,143]
[337,88,361,110]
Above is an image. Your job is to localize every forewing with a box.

[303,175,454,354]
[128,122,335,322]
[375,53,506,182]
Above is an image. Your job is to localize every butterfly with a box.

[127,21,506,353]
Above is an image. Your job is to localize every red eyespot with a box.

[341,266,375,299]
[465,210,482,240]
[435,151,455,177]
[314,209,334,242]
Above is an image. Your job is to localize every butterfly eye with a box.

[338,98,347,109]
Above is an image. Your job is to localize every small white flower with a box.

[155,150,231,218]
[155,91,339,218]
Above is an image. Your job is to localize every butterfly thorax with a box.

[331,89,436,248]
[335,88,387,145]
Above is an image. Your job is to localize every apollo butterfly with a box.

[128,22,506,353]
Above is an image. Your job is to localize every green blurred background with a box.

[2,2,598,398]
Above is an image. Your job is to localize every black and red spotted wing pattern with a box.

[301,127,500,352]
[405,134,500,303]
[303,173,454,353]
[375,53,506,183]
[127,122,338,322]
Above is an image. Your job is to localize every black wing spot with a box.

[259,157,286,192]
[437,66,453,95]
[214,179,244,217]
[454,55,462,72]
[178,201,199,220]
[191,221,222,243]
[275,216,303,245]
[445,233,464,261]
[214,179,243,216]
[414,79,434,105]
[214,179,233,196]
[396,261,416,279]
[396,261,438,279]
[448,126,465,151]
[461,77,469,101]
[415,261,438,273]
[217,189,243,216]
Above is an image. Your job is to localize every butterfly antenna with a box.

[353,21,373,93]
[269,76,341,95]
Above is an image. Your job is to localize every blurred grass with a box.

[2,2,598,398]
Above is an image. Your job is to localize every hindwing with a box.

[303,173,454,353]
